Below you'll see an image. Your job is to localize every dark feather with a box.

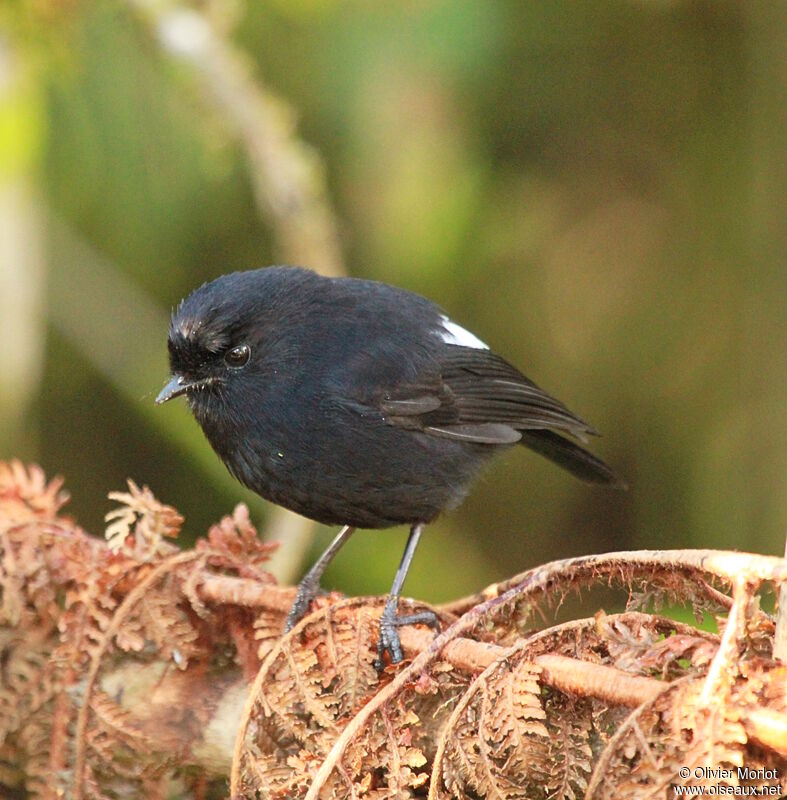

[375,345,622,484]
[382,345,597,441]
[518,430,624,486]
[380,396,442,416]
[424,423,522,444]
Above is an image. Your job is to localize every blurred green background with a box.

[1,0,784,604]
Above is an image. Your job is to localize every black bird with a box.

[156,266,621,667]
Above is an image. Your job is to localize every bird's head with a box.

[155,266,317,411]
[156,318,251,407]
[155,273,263,409]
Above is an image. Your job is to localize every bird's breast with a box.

[194,381,488,529]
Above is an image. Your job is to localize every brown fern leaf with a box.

[344,702,430,800]
[71,550,212,796]
[0,522,55,630]
[0,460,69,519]
[584,665,787,800]
[495,612,718,691]
[447,556,734,649]
[306,610,728,799]
[0,467,229,797]
[0,530,73,795]
[0,628,56,747]
[52,531,136,670]
[0,520,109,797]
[595,611,719,679]
[429,614,707,800]
[253,606,289,663]
[85,690,161,786]
[543,695,594,800]
[732,662,787,793]
[624,570,726,621]
[234,598,456,799]
[13,711,62,799]
[739,595,777,660]
[0,468,272,799]
[235,600,387,797]
[105,480,183,560]
[514,613,720,781]
[3,463,786,798]
[198,503,277,579]
[113,574,202,668]
[431,646,549,800]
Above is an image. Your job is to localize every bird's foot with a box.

[374,599,441,671]
[285,576,323,632]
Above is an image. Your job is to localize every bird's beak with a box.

[155,375,192,404]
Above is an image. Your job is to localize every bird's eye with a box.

[224,344,250,368]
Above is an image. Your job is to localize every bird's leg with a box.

[285,525,355,631]
[374,522,441,670]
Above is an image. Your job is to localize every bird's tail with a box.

[518,429,625,488]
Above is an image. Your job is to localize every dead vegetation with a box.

[0,460,784,798]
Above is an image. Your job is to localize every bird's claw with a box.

[375,617,404,669]
[373,603,441,671]
[284,577,322,632]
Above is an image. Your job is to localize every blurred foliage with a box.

[0,0,785,603]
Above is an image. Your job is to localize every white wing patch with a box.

[438,315,489,350]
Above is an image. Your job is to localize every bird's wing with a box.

[332,344,620,484]
[378,346,597,445]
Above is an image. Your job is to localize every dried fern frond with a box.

[105,479,183,559]
[0,459,69,519]
[198,502,278,578]
[232,599,458,798]
[584,665,787,799]
[0,461,785,800]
